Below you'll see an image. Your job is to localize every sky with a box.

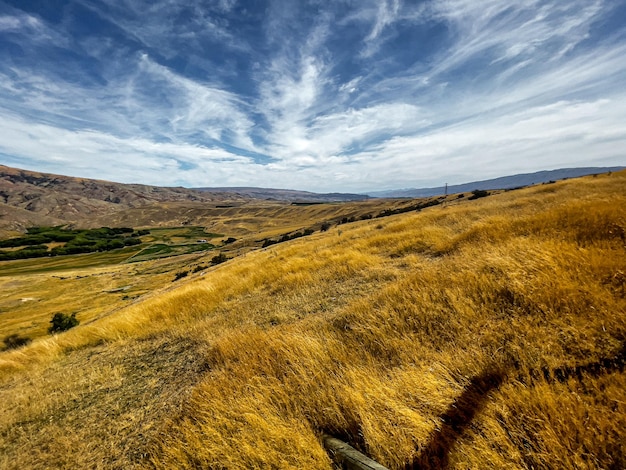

[0,0,625,193]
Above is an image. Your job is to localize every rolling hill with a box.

[0,170,624,469]
[0,165,367,234]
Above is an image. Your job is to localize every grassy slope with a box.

[92,198,419,237]
[1,172,625,469]
[0,201,421,342]
[0,226,226,342]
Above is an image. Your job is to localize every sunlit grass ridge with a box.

[1,172,625,469]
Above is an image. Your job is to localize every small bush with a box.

[173,271,189,282]
[468,189,490,200]
[48,313,79,334]
[262,239,275,248]
[223,237,237,244]
[320,222,331,232]
[3,333,32,350]
[211,253,229,265]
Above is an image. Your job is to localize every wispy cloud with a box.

[428,0,606,75]
[361,0,401,57]
[0,11,68,46]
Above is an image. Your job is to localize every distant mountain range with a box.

[193,186,368,203]
[367,167,625,198]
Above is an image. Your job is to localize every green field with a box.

[0,246,142,276]
[0,226,225,275]
[144,226,222,243]
[127,242,215,262]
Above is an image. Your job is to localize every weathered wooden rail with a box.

[322,435,389,470]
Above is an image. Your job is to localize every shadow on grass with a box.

[405,369,505,470]
[406,343,626,469]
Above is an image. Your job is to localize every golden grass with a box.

[1,172,625,469]
[0,251,215,343]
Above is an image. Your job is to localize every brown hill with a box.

[0,164,431,245]
[0,165,428,238]
[0,165,259,231]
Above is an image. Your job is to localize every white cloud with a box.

[428,0,605,76]
[0,112,258,187]
[0,15,22,30]
[76,0,248,60]
[0,11,68,45]
[353,97,626,188]
[135,54,256,150]
[307,103,428,158]
[258,53,329,160]
[366,0,401,42]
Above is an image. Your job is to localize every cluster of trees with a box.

[377,198,444,218]
[262,229,315,248]
[468,189,490,200]
[173,253,231,281]
[0,226,149,261]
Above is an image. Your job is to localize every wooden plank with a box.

[322,435,389,470]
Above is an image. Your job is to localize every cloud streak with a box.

[0,0,624,192]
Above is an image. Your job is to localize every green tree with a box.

[48,313,79,334]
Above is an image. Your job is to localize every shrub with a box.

[48,313,79,334]
[320,222,331,232]
[106,239,125,250]
[224,237,237,244]
[211,253,229,265]
[469,189,490,200]
[3,333,32,350]
[67,237,96,247]
[262,239,276,248]
[173,271,189,282]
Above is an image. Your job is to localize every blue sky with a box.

[0,0,625,192]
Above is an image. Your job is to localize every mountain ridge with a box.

[0,164,369,233]
[367,167,625,198]
[193,186,368,202]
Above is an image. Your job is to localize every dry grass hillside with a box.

[92,198,418,238]
[1,171,625,469]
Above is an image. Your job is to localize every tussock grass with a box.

[1,171,625,469]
